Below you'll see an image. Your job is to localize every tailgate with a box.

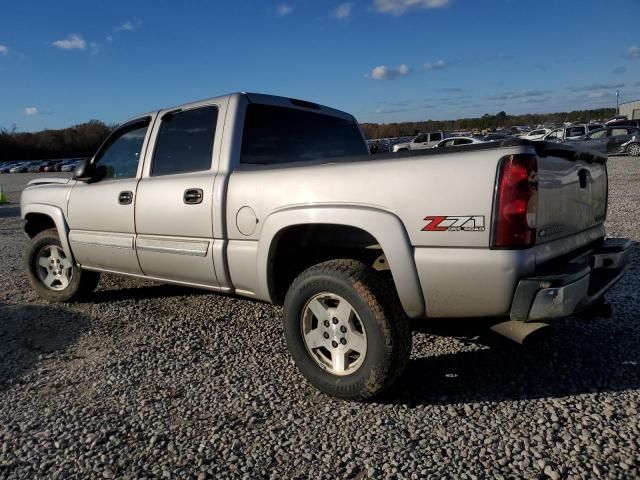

[535,143,607,244]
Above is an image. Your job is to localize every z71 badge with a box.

[422,215,485,232]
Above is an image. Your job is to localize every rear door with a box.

[607,127,635,153]
[134,102,225,287]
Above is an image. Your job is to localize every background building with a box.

[620,100,640,119]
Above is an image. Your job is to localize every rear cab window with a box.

[240,104,367,165]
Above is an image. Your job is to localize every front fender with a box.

[21,203,75,263]
[257,205,425,318]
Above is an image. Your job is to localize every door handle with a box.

[183,188,203,204]
[118,191,133,205]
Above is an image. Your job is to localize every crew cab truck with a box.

[21,93,631,400]
[392,131,447,152]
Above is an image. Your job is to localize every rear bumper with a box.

[510,238,632,322]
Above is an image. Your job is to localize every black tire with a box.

[26,228,100,302]
[283,259,411,401]
[627,142,640,157]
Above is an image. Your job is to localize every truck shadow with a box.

[0,303,90,390]
[384,318,638,406]
[87,283,209,304]
[386,241,640,406]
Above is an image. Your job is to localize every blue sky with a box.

[1,0,639,131]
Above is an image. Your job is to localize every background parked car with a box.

[564,127,640,156]
[392,131,448,152]
[0,163,20,173]
[9,163,29,173]
[28,162,47,173]
[604,118,640,129]
[542,124,603,142]
[518,128,550,141]
[432,136,485,148]
[60,160,80,172]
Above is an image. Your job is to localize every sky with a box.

[1,0,639,131]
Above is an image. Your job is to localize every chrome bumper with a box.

[510,238,633,322]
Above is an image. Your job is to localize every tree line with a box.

[0,120,113,162]
[0,106,617,160]
[360,107,617,139]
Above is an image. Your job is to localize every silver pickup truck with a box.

[21,92,631,400]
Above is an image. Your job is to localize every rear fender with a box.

[257,205,425,318]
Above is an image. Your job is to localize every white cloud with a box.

[0,45,8,56]
[52,34,86,50]
[276,4,293,16]
[106,36,113,43]
[24,107,39,115]
[627,46,640,60]
[424,59,447,70]
[332,3,354,19]
[370,64,410,80]
[114,19,142,32]
[373,0,451,16]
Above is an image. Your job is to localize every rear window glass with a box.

[240,104,367,165]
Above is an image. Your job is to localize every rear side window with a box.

[151,106,218,176]
[567,127,585,137]
[611,128,630,136]
[240,104,367,165]
[430,132,442,141]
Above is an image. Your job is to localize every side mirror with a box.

[72,160,95,182]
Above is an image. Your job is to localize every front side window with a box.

[414,134,428,143]
[151,106,218,176]
[589,129,607,139]
[547,130,561,140]
[95,120,149,180]
[240,104,367,165]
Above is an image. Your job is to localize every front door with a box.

[134,103,222,287]
[67,117,154,274]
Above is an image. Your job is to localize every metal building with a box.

[620,99,640,120]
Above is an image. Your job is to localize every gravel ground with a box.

[0,160,638,480]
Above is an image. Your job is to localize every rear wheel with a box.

[26,229,100,302]
[283,259,411,400]
[627,142,640,157]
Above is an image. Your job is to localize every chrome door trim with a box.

[69,231,134,250]
[136,236,210,257]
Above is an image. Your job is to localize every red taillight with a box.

[492,154,538,248]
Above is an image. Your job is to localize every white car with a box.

[432,137,485,148]
[518,128,550,141]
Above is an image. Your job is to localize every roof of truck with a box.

[123,92,355,125]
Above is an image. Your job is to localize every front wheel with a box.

[26,228,100,302]
[283,259,411,401]
[627,142,640,157]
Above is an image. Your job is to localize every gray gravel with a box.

[0,161,639,479]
